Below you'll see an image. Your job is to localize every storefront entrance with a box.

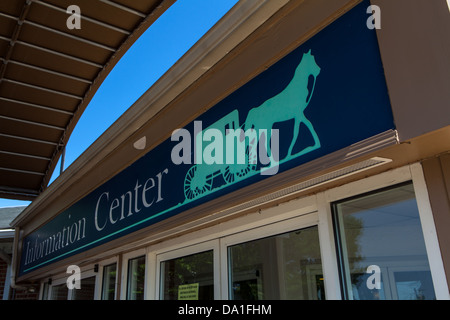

[39,164,448,300]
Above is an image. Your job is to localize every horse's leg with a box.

[294,113,321,157]
[288,118,300,157]
[302,113,320,148]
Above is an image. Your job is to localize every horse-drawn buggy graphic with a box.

[183,50,321,201]
[183,109,258,200]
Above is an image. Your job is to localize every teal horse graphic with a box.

[244,49,321,173]
[183,50,321,200]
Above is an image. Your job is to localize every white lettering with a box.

[69,222,78,244]
[66,265,81,289]
[203,128,223,165]
[171,129,191,164]
[366,264,381,289]
[156,169,168,202]
[142,177,155,208]
[367,5,381,30]
[260,128,279,176]
[194,121,203,165]
[66,5,81,30]
[178,304,212,317]
[94,169,169,231]
[120,191,133,219]
[23,216,87,267]
[225,128,247,165]
[170,121,280,176]
[109,197,120,224]
[134,180,142,213]
[94,192,108,231]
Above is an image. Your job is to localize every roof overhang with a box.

[0,0,175,200]
[10,0,298,283]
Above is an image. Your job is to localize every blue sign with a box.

[19,0,394,277]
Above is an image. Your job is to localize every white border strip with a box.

[410,162,450,300]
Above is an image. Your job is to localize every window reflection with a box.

[228,226,325,300]
[102,263,117,300]
[50,283,68,300]
[127,256,146,300]
[160,250,214,300]
[333,183,436,300]
[72,276,96,300]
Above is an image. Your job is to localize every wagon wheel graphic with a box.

[184,165,214,200]
[223,138,257,184]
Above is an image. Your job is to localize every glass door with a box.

[50,283,69,300]
[127,256,146,300]
[222,212,325,300]
[157,241,219,300]
[228,225,325,300]
[71,276,96,300]
[101,263,117,300]
[160,250,214,300]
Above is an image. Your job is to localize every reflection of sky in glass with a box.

[397,281,422,300]
[337,184,436,300]
[341,188,428,265]
[394,271,435,300]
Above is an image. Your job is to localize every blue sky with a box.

[0,0,238,209]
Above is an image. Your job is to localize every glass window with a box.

[228,226,325,300]
[160,250,214,300]
[41,282,49,300]
[72,276,96,300]
[101,263,117,300]
[50,283,68,300]
[333,182,436,300]
[127,256,146,300]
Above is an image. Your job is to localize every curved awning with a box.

[0,0,175,200]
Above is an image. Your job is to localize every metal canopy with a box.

[0,0,174,200]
